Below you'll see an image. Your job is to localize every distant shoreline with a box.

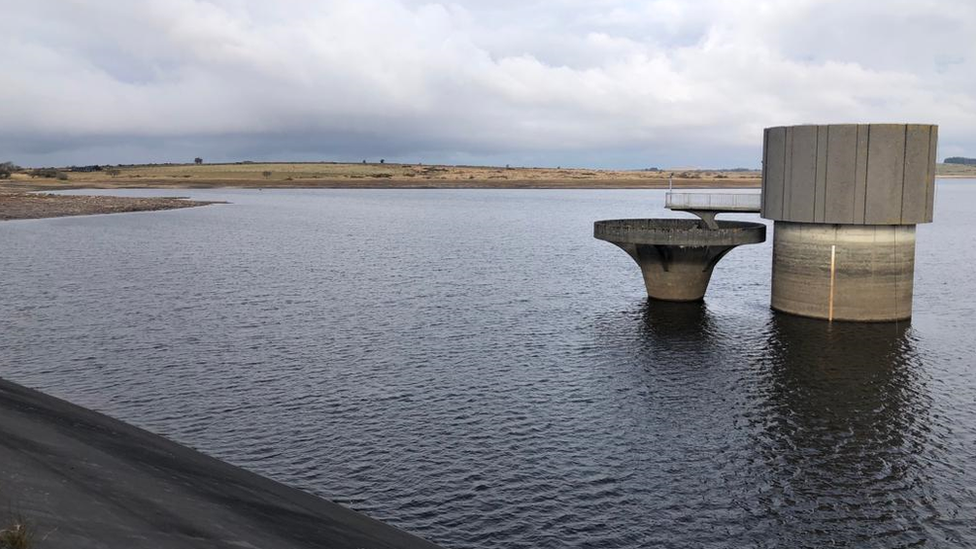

[0,179,757,221]
[2,160,970,195]
[0,163,969,221]
[9,178,763,191]
[0,162,762,193]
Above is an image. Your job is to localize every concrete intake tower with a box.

[762,124,938,321]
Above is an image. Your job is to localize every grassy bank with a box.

[0,162,762,191]
[936,162,976,178]
[3,161,969,194]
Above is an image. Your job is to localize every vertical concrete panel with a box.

[761,123,936,226]
[925,126,938,223]
[853,125,869,224]
[787,125,818,222]
[763,127,786,219]
[902,124,933,223]
[823,124,858,224]
[814,125,829,223]
[783,128,794,219]
[761,128,769,216]
[864,124,906,224]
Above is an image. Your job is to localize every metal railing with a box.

[665,192,761,212]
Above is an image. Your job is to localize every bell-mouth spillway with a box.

[594,219,765,246]
[594,219,766,302]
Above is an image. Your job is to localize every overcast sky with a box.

[2,0,975,168]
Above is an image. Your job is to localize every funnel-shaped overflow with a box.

[595,219,766,301]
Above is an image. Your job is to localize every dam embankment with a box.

[0,378,442,549]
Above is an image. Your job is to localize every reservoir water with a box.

[2,184,975,548]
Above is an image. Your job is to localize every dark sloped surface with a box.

[0,378,443,549]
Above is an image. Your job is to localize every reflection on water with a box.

[753,316,937,545]
[641,300,714,340]
[620,302,953,547]
[2,187,975,548]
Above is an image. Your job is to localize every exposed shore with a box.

[1,162,763,192]
[0,377,442,549]
[1,160,968,221]
[3,161,971,195]
[0,163,759,221]
[0,193,219,221]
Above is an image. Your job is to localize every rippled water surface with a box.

[2,185,976,548]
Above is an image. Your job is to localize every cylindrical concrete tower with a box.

[762,124,937,321]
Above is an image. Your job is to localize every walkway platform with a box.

[665,192,761,213]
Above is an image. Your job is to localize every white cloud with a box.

[1,0,974,166]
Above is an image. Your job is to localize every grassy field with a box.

[0,162,761,191]
[2,161,971,192]
[936,163,976,178]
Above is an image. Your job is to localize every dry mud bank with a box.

[0,193,218,221]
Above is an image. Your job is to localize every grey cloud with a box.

[2,0,974,167]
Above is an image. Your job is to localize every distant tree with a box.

[66,165,102,173]
[262,171,272,178]
[194,157,203,165]
[362,159,367,164]
[56,172,69,181]
[945,157,976,166]
[0,161,19,179]
[380,159,385,164]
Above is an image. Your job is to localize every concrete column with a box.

[616,242,734,301]
[762,124,936,322]
[770,222,916,321]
